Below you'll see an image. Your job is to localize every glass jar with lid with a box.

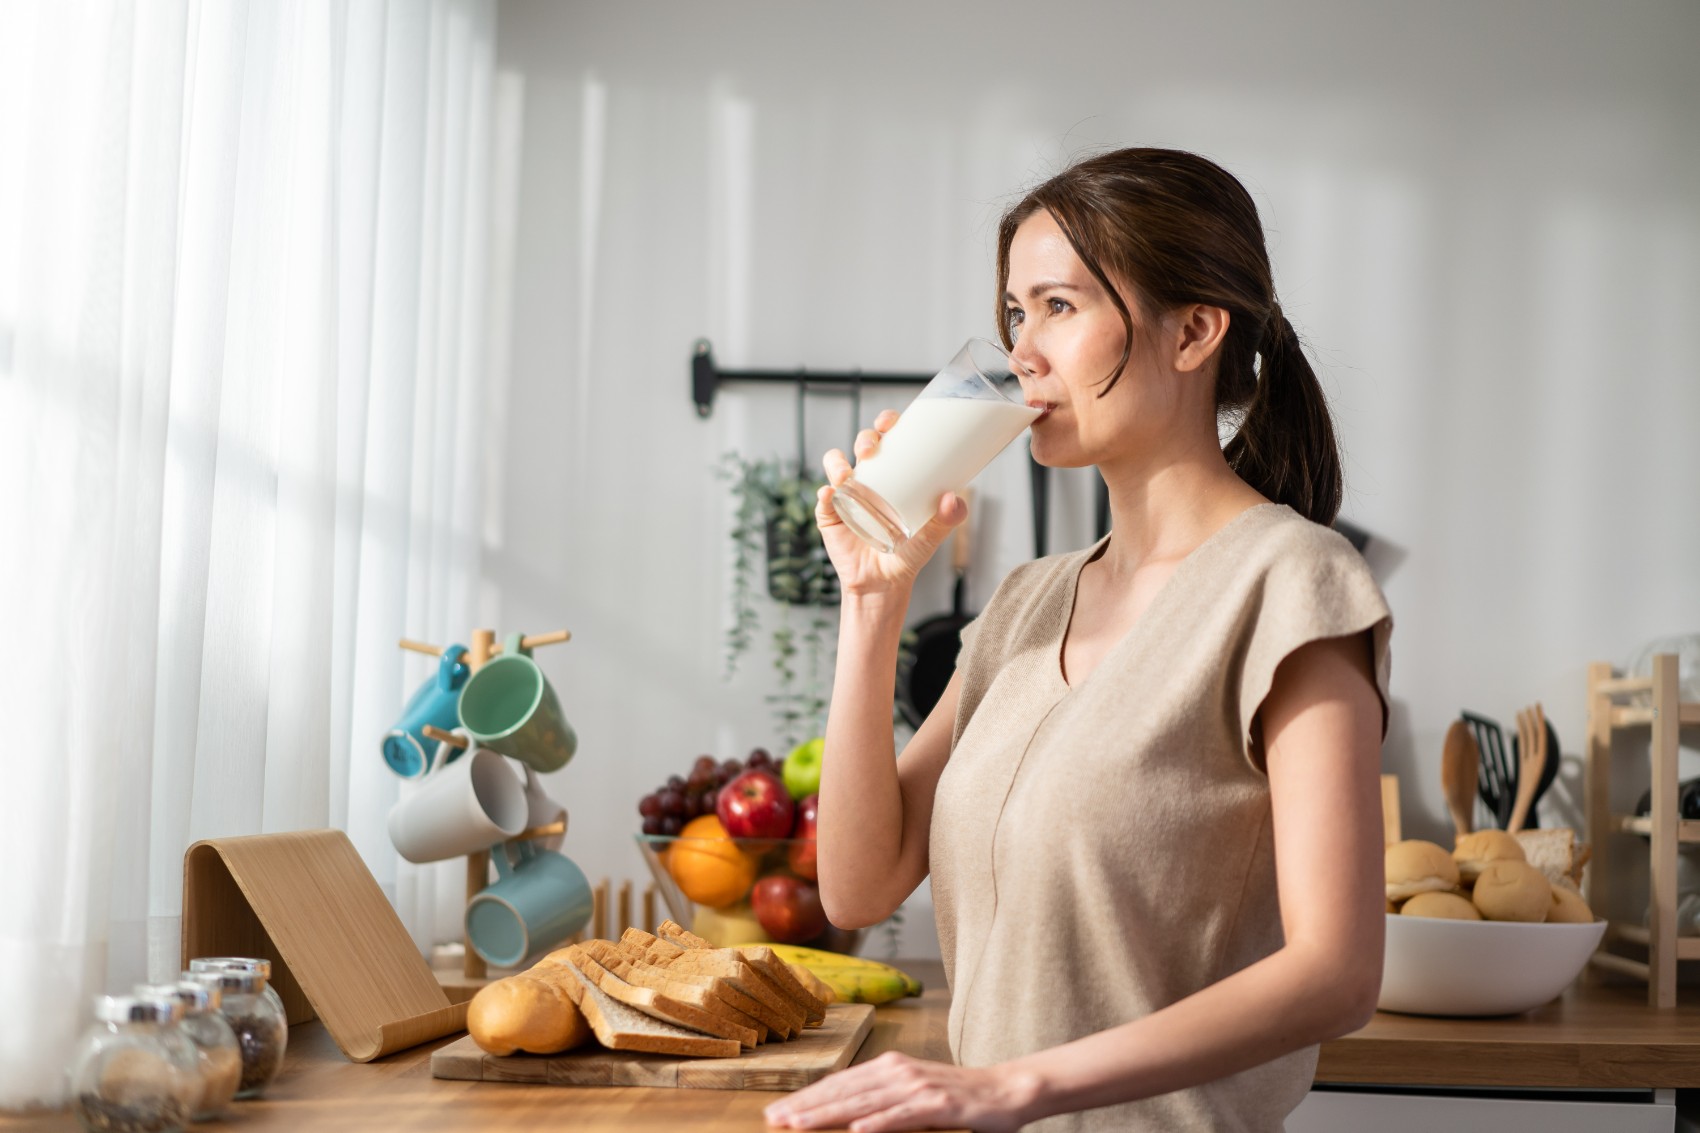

[67,994,201,1133]
[186,965,286,1098]
[139,981,241,1120]
[186,956,285,1019]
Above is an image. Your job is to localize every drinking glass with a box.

[832,338,1039,554]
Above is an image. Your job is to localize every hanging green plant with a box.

[718,452,838,746]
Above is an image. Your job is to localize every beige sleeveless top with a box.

[930,503,1392,1133]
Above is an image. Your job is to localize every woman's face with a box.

[1004,210,1199,470]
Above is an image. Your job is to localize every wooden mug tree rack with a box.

[398,627,572,981]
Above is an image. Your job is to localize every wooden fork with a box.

[1507,703,1545,833]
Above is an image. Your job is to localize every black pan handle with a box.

[1030,453,1048,559]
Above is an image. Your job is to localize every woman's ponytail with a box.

[1222,306,1342,526]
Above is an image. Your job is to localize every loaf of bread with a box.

[463,924,839,1059]
[1472,859,1552,922]
[466,973,591,1056]
[1452,829,1525,882]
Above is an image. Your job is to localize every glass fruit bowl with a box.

[634,833,865,955]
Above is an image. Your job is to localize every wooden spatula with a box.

[1441,719,1478,839]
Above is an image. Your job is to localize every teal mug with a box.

[464,840,593,967]
[457,633,576,773]
[383,645,470,778]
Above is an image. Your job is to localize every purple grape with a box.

[719,760,743,782]
[666,774,686,792]
[692,755,718,777]
[702,787,720,813]
[641,815,664,836]
[638,793,662,818]
[658,788,686,818]
[659,814,684,836]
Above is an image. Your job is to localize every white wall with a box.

[488,0,1700,957]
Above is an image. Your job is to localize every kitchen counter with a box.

[0,961,962,1133]
[7,965,1700,1130]
[1319,974,1700,1089]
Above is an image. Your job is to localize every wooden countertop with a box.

[1319,974,1700,1089]
[8,965,1700,1130]
[0,962,961,1133]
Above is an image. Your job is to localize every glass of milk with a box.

[832,338,1040,554]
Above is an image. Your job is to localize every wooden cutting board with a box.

[431,1002,875,1091]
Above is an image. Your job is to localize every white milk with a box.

[842,396,1041,537]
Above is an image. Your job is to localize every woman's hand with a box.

[817,410,967,598]
[764,1051,1039,1132]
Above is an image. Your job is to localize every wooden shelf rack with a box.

[1586,653,1700,1006]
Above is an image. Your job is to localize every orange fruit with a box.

[668,815,759,909]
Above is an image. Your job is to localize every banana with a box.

[761,943,923,1005]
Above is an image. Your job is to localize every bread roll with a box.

[1385,840,1461,902]
[1546,883,1595,924]
[1471,859,1551,922]
[1401,891,1482,920]
[466,974,592,1056]
[1453,829,1525,883]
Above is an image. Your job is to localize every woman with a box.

[765,148,1392,1133]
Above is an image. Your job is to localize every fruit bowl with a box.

[1378,913,1607,1017]
[634,833,864,955]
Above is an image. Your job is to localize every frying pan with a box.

[896,498,974,729]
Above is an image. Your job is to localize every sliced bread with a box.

[561,946,759,1050]
[550,955,741,1058]
[583,940,772,1043]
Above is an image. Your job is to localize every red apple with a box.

[716,769,795,840]
[788,794,819,881]
[750,875,827,944]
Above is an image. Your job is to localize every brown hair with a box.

[995,148,1342,525]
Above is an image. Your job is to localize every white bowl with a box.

[1378,913,1607,1017]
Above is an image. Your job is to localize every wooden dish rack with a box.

[399,627,655,987]
[1586,653,1700,1006]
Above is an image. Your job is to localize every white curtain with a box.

[0,0,519,1107]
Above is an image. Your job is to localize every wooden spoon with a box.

[1508,704,1545,833]
[1441,719,1478,838]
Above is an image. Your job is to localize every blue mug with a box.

[382,645,470,778]
[464,840,593,968]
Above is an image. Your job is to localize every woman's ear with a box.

[1169,304,1231,373]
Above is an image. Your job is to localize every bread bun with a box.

[1385,839,1461,901]
[1546,883,1595,924]
[1453,829,1526,882]
[1471,859,1551,922]
[1401,891,1482,920]
[467,974,592,1055]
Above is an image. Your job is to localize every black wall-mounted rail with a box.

[691,338,932,418]
[690,337,1374,558]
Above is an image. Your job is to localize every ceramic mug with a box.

[386,743,529,864]
[457,633,576,773]
[383,645,470,778]
[523,766,568,853]
[464,840,593,967]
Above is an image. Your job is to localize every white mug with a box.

[387,742,528,864]
[523,767,568,853]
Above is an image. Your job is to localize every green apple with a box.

[782,736,824,800]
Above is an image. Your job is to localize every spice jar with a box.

[142,981,241,1120]
[186,956,285,1020]
[67,994,201,1133]
[188,966,286,1098]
